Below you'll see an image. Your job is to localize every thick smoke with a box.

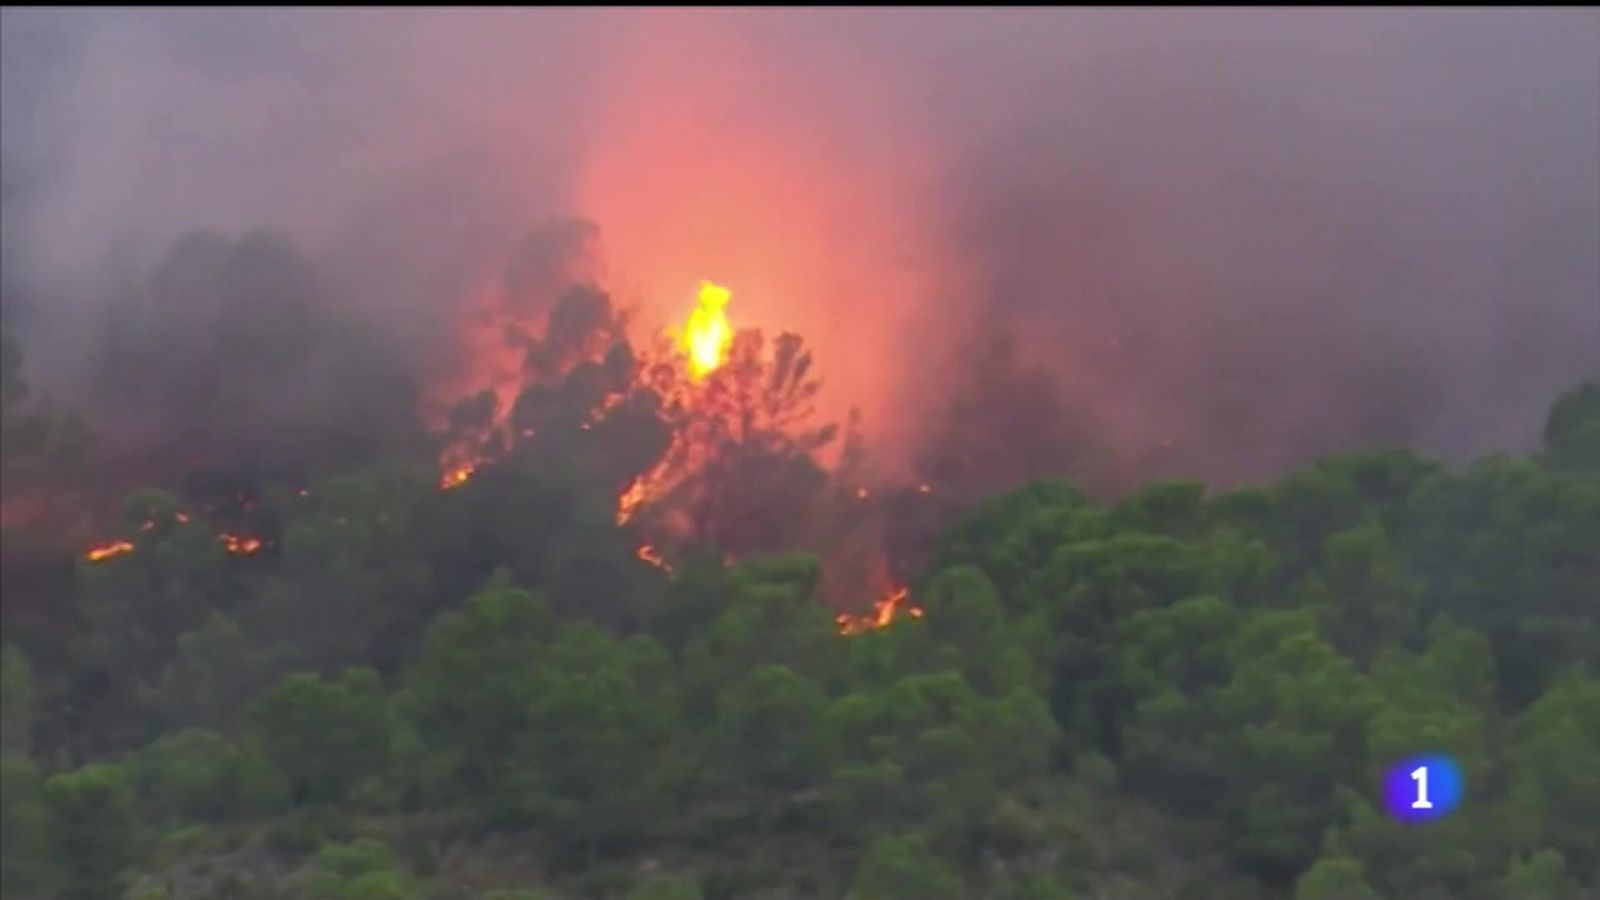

[3,9,1596,495]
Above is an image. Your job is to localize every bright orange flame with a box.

[84,540,135,563]
[681,281,733,380]
[440,464,477,491]
[836,585,924,635]
[218,533,263,555]
[617,476,649,525]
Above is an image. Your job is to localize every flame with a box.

[611,283,719,526]
[681,281,733,380]
[440,463,477,491]
[85,524,264,559]
[431,280,738,524]
[84,539,135,563]
[835,585,923,635]
[218,533,263,555]
[636,543,674,574]
[617,476,650,525]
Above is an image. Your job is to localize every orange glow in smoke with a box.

[572,11,937,465]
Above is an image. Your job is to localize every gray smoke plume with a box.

[3,8,1596,494]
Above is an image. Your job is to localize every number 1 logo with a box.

[1410,765,1433,809]
[1384,754,1462,823]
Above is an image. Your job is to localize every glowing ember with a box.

[636,543,674,574]
[84,540,135,563]
[440,463,477,491]
[218,533,263,555]
[140,510,194,532]
[855,487,869,500]
[917,483,931,494]
[681,281,733,380]
[836,585,924,635]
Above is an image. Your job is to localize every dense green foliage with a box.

[2,291,1598,897]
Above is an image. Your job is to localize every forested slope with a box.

[2,313,1598,898]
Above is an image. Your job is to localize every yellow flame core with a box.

[440,463,476,491]
[682,281,733,379]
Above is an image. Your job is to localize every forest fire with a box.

[82,508,268,562]
[434,280,739,506]
[4,15,1593,894]
[424,275,918,631]
[610,281,739,528]
[835,585,923,635]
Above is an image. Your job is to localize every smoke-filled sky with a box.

[3,8,1597,490]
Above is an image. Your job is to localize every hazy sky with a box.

[3,8,1597,487]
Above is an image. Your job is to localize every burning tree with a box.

[436,271,844,563]
[428,267,919,630]
[643,327,838,559]
[436,281,658,487]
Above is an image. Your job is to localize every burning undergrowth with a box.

[40,222,943,634]
[424,264,934,631]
